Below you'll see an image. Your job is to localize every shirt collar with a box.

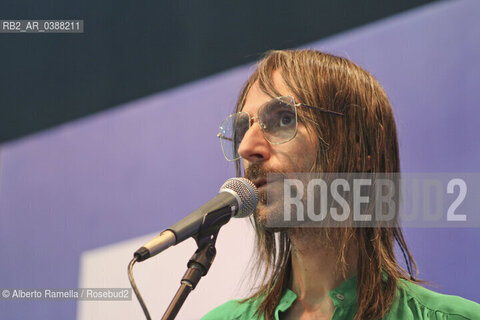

[275,275,358,316]
[328,275,357,307]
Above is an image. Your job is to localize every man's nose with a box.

[237,122,271,163]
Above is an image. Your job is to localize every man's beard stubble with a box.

[243,163,341,251]
[244,163,268,205]
[243,163,288,229]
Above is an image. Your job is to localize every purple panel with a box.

[1,0,479,319]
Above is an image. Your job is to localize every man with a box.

[203,50,479,319]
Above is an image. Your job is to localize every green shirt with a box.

[201,277,480,319]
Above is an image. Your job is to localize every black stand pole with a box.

[161,242,217,320]
[161,201,233,320]
[161,231,220,320]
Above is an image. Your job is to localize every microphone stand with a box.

[161,206,233,320]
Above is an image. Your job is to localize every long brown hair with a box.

[234,50,418,320]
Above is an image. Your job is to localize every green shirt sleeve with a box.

[385,280,480,320]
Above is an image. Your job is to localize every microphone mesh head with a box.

[220,178,258,218]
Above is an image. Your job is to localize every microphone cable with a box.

[128,257,152,320]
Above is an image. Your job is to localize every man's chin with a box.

[253,203,286,232]
[254,204,268,225]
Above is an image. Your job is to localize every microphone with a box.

[134,178,258,262]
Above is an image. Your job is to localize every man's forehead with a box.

[241,82,270,113]
[241,70,292,113]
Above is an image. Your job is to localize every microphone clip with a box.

[161,215,224,320]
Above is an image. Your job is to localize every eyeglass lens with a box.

[219,97,297,161]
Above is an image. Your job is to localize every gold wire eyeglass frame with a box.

[217,96,344,161]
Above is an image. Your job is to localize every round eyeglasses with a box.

[217,96,344,161]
